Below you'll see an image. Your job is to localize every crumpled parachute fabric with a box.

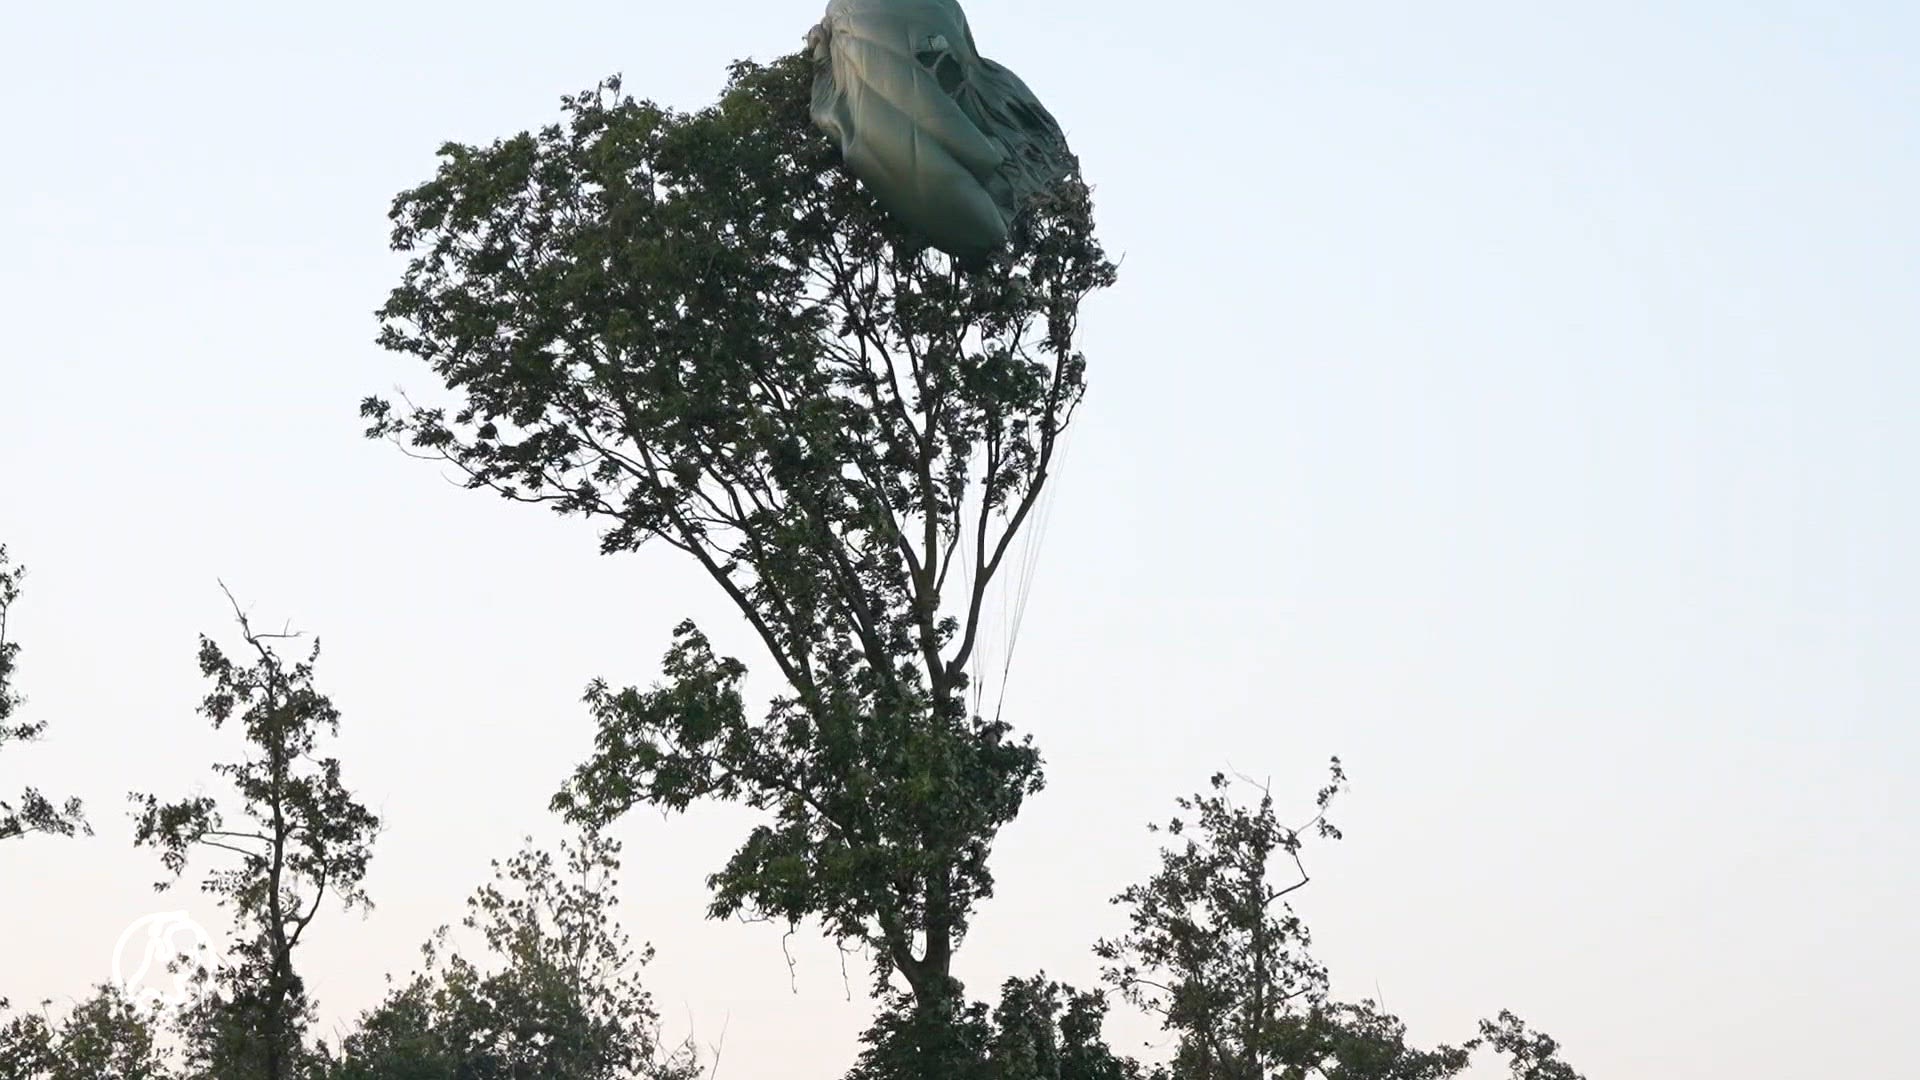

[806,0,1076,266]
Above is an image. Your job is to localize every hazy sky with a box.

[2,2,1915,1077]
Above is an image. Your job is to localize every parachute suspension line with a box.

[941,256,997,723]
[998,503,1029,714]
[959,447,996,723]
[991,419,1075,728]
[964,502,990,721]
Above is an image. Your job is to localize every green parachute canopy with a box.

[806,0,1077,266]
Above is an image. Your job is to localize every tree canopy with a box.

[329,831,699,1080]
[365,51,1115,1009]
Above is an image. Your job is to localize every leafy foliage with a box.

[0,985,175,1080]
[847,976,1140,1080]
[328,831,699,1080]
[365,50,1115,1008]
[1099,771,1585,1080]
[987,977,1143,1080]
[0,547,20,731]
[1469,1012,1585,1080]
[1265,1001,1471,1080]
[0,544,86,841]
[130,596,380,1080]
[1096,767,1346,1079]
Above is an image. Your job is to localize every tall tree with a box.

[328,830,699,1080]
[365,49,1114,1021]
[131,594,380,1080]
[0,544,86,841]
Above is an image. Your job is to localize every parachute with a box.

[805,0,1077,266]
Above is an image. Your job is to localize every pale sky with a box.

[2,2,1915,1077]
